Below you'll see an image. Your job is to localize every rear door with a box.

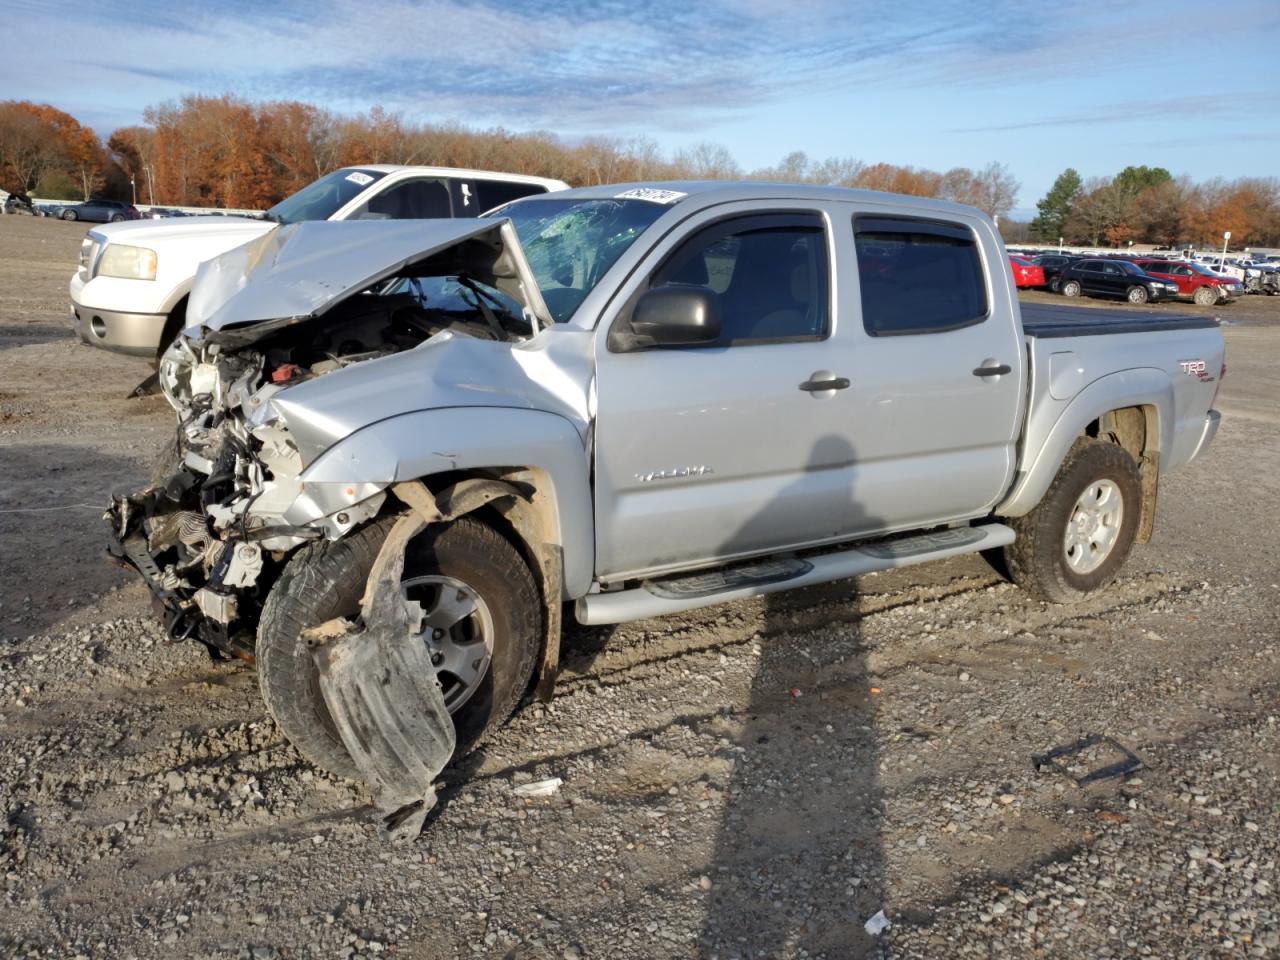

[348,177,453,220]
[843,212,1023,532]
[1099,261,1126,296]
[1076,260,1103,294]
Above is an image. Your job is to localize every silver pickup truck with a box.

[107,182,1224,832]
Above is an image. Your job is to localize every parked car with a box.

[1009,254,1045,288]
[37,204,64,218]
[1032,253,1079,290]
[1057,258,1180,304]
[1134,259,1244,306]
[3,191,35,215]
[69,165,569,360]
[60,199,141,223]
[104,182,1225,826]
[146,207,188,219]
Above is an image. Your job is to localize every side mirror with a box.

[612,285,722,352]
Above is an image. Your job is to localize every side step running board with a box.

[576,523,1015,625]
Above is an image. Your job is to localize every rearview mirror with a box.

[612,285,722,352]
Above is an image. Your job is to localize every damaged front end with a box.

[106,335,388,659]
[106,216,552,662]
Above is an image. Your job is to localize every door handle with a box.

[799,376,850,392]
[972,363,1011,378]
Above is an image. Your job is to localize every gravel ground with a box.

[1,214,1277,959]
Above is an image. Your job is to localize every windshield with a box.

[1187,262,1218,276]
[487,198,668,322]
[1117,261,1145,276]
[265,168,387,225]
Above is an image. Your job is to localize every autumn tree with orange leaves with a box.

[6,93,1277,246]
[0,100,105,199]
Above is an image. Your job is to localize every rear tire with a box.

[257,514,541,779]
[1193,286,1218,307]
[1061,279,1081,298]
[1004,439,1141,603]
[1127,285,1149,304]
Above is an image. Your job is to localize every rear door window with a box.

[853,216,988,336]
[351,178,452,220]
[473,179,549,214]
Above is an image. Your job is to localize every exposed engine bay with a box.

[106,227,539,660]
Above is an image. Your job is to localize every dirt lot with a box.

[1,215,1277,959]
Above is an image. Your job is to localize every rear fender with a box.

[997,368,1171,518]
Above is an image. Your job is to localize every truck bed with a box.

[1021,301,1219,339]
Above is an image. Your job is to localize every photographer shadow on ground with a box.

[699,433,886,959]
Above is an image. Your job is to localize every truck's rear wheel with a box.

[1061,279,1081,297]
[1004,439,1141,603]
[1193,285,1218,307]
[257,514,541,779]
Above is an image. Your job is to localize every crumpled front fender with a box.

[301,406,594,599]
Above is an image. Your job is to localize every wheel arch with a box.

[997,368,1171,541]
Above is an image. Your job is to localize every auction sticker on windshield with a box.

[613,187,687,204]
[345,172,375,186]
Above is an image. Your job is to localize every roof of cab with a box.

[540,180,990,220]
[347,164,568,189]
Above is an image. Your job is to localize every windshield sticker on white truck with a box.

[613,188,687,205]
[345,172,375,186]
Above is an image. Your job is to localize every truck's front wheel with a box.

[257,514,541,779]
[1004,439,1141,603]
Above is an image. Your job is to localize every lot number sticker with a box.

[614,187,687,204]
[345,172,375,186]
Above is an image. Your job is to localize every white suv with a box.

[69,166,568,359]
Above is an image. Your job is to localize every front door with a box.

[592,208,859,580]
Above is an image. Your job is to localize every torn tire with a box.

[257,513,541,780]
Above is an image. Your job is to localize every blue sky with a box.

[6,0,1279,217]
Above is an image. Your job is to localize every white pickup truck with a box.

[68,165,567,360]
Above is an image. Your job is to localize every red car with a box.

[1133,259,1243,306]
[1009,255,1045,288]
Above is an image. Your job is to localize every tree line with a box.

[6,93,1275,248]
[1030,165,1280,249]
[2,95,1021,218]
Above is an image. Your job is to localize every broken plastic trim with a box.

[304,512,457,842]
[1031,734,1144,786]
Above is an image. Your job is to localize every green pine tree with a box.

[1030,168,1082,242]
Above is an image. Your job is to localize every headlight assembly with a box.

[98,244,158,280]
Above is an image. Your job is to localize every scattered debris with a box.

[305,513,455,842]
[864,909,891,936]
[513,777,564,798]
[1031,734,1144,787]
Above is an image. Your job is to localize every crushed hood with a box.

[186,218,552,344]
